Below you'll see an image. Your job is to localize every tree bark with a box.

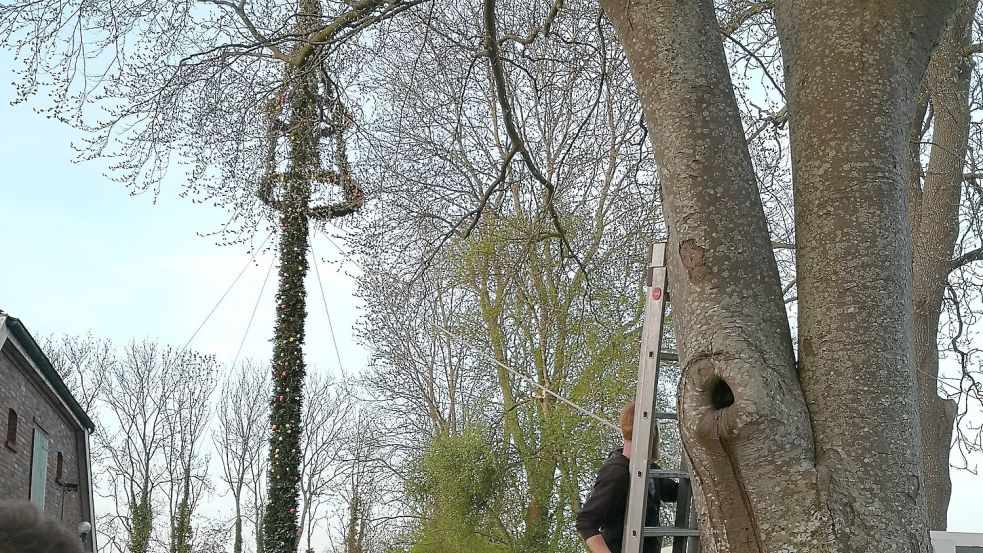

[599,1,830,551]
[234,495,244,553]
[775,0,954,549]
[602,0,957,550]
[911,0,976,530]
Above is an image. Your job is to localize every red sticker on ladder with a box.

[652,287,662,300]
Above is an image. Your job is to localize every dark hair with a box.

[0,501,83,553]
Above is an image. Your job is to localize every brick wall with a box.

[0,340,87,535]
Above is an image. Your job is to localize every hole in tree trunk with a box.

[709,378,734,410]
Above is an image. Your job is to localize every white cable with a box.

[310,237,346,374]
[318,226,620,433]
[428,324,619,432]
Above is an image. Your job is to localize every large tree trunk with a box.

[601,0,956,550]
[911,0,975,530]
[776,1,954,549]
[600,0,830,550]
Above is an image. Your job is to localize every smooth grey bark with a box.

[776,0,955,550]
[600,0,831,551]
[911,0,976,530]
[602,0,957,550]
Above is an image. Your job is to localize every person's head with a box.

[0,501,83,553]
[620,401,635,442]
[619,401,660,457]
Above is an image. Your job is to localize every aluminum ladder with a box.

[623,243,700,553]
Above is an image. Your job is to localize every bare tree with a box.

[94,340,220,553]
[214,359,271,553]
[246,437,269,553]
[98,340,173,553]
[162,351,218,553]
[336,416,383,553]
[356,266,498,442]
[318,401,394,553]
[42,332,114,412]
[297,371,350,553]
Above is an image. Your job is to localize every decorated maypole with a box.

[259,2,363,551]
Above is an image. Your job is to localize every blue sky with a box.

[0,59,367,375]
[1,51,981,541]
[0,53,368,549]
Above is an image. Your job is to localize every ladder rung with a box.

[642,526,700,537]
[654,411,677,420]
[649,468,689,479]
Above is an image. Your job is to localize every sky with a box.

[0,53,367,550]
[0,72,367,377]
[0,49,981,549]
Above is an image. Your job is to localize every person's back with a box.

[576,402,678,553]
[0,501,83,553]
[577,447,632,550]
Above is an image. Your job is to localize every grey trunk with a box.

[601,0,958,550]
[911,0,975,530]
[600,0,831,550]
[775,0,954,549]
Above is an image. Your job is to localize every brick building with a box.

[0,312,96,551]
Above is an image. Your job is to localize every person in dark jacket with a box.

[576,401,678,553]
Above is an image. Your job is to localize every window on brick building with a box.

[55,451,64,483]
[29,429,50,511]
[5,409,16,448]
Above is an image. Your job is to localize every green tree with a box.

[406,427,510,553]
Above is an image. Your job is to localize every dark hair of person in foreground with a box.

[0,501,83,553]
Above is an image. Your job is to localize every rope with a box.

[179,232,272,356]
[230,251,276,372]
[316,226,621,433]
[310,236,346,374]
[428,324,619,432]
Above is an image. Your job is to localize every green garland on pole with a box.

[263,70,315,553]
[259,3,363,552]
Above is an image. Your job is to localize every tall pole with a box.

[260,3,363,551]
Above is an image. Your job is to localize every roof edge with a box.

[1,314,96,432]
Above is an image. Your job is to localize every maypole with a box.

[259,2,363,551]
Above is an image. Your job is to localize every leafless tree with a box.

[162,351,218,553]
[214,359,271,553]
[95,340,218,553]
[297,371,350,553]
[41,332,114,412]
[97,340,173,553]
[356,265,498,443]
[318,400,395,553]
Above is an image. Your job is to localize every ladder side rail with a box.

[672,456,697,553]
[623,243,669,553]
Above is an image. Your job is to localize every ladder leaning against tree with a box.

[623,243,700,553]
